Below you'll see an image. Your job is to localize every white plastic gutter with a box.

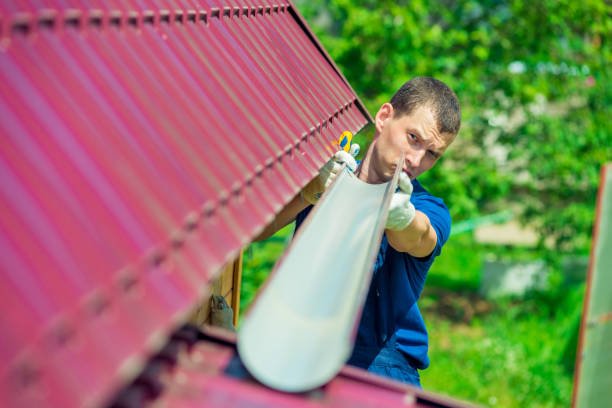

[238,161,401,392]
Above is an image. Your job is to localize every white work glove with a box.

[385,172,416,231]
[301,144,359,205]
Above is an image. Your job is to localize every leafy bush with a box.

[295,0,611,255]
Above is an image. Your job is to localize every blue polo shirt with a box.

[295,178,451,370]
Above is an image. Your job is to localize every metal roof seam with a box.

[287,4,374,123]
[0,9,172,39]
[191,108,360,219]
[166,155,305,238]
[1,5,296,42]
[0,3,292,33]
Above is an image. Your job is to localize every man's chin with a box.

[381,171,395,183]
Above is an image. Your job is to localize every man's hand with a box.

[385,172,416,231]
[301,145,359,205]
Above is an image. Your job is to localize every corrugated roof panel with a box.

[0,2,371,407]
[111,327,475,408]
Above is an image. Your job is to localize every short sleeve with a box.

[410,188,451,259]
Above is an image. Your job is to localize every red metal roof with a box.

[0,1,370,406]
[111,326,476,408]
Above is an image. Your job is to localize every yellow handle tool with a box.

[337,130,353,152]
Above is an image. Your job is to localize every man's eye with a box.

[428,150,438,159]
[408,133,417,141]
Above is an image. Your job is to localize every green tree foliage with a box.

[295,0,611,254]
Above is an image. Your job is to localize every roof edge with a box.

[286,1,374,124]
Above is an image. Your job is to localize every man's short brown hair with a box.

[390,77,461,136]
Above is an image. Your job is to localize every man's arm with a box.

[386,210,437,258]
[255,147,359,241]
[254,193,310,241]
[384,172,438,258]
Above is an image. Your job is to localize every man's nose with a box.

[407,149,425,167]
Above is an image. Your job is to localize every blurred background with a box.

[241,1,611,406]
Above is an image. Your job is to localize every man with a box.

[257,77,461,387]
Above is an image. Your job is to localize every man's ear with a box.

[375,103,394,133]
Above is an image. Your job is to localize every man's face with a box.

[368,103,453,182]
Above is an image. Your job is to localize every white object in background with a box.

[238,163,400,392]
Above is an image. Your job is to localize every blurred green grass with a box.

[240,230,584,407]
[239,223,294,317]
[420,234,583,407]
